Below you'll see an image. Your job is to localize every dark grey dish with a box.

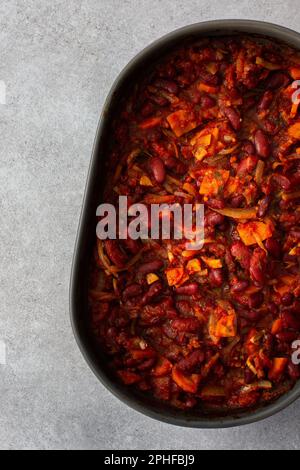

[70,20,300,428]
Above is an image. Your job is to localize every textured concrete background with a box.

[1,0,300,450]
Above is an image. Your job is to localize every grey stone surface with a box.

[1,0,300,450]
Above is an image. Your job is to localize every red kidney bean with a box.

[290,230,300,240]
[290,171,300,189]
[206,212,225,227]
[175,283,199,295]
[137,357,156,371]
[273,174,292,191]
[230,195,245,208]
[231,279,249,293]
[138,260,164,274]
[282,293,294,307]
[231,241,251,270]
[249,292,264,309]
[243,140,256,155]
[250,249,266,286]
[288,362,300,380]
[207,198,225,210]
[269,302,279,315]
[154,78,179,94]
[237,155,258,175]
[242,309,262,321]
[123,284,143,300]
[258,90,274,112]
[224,107,242,130]
[245,369,256,384]
[276,331,298,342]
[104,240,128,268]
[265,238,282,258]
[171,317,201,333]
[122,237,141,255]
[201,95,216,108]
[151,94,168,106]
[254,129,271,158]
[141,281,163,306]
[150,157,166,184]
[209,268,223,287]
[282,311,300,330]
[266,71,290,90]
[177,350,205,372]
[257,195,271,218]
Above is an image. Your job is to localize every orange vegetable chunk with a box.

[167,110,197,137]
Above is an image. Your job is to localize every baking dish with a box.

[70,20,300,428]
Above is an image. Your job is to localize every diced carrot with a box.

[139,117,162,129]
[288,122,300,140]
[197,134,212,147]
[167,110,197,137]
[290,67,300,80]
[206,62,218,75]
[201,256,223,269]
[237,221,274,246]
[224,176,240,196]
[199,169,230,196]
[182,182,197,196]
[147,273,159,285]
[291,103,299,119]
[195,147,208,161]
[152,357,173,377]
[172,366,200,393]
[209,310,237,340]
[198,82,219,94]
[165,267,185,287]
[182,250,200,258]
[215,314,237,338]
[268,358,288,382]
[186,258,202,274]
[271,319,284,335]
[140,175,153,187]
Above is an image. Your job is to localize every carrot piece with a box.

[290,67,300,80]
[139,117,162,129]
[268,358,288,382]
[172,366,200,393]
[186,258,202,274]
[209,310,237,341]
[237,221,273,246]
[147,273,159,285]
[288,122,300,140]
[140,175,153,187]
[167,110,197,137]
[152,357,173,377]
[199,169,230,196]
[165,267,185,287]
[201,256,223,269]
[198,82,219,94]
[271,319,284,335]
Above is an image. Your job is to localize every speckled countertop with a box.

[1,0,300,450]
